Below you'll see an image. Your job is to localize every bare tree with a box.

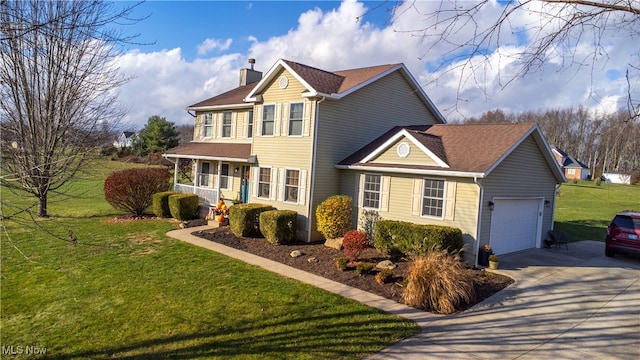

[0,1,141,217]
[393,0,640,120]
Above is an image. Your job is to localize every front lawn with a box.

[0,160,418,359]
[554,181,640,241]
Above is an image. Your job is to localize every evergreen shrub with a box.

[259,210,298,245]
[168,193,199,221]
[229,203,275,237]
[373,220,464,257]
[316,195,352,239]
[152,191,175,218]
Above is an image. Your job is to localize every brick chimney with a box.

[239,58,262,86]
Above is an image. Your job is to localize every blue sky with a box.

[110,0,636,129]
[123,1,393,60]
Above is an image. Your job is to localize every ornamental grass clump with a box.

[403,246,474,315]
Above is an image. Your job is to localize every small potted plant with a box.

[488,254,499,269]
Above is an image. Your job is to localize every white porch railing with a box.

[174,183,219,205]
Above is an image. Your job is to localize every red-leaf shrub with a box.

[104,168,171,216]
[343,230,369,262]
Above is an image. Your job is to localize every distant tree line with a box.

[461,107,640,178]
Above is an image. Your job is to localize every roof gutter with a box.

[335,164,485,179]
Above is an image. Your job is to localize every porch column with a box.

[194,160,200,187]
[173,157,179,188]
[216,161,222,200]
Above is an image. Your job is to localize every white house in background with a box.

[113,131,137,148]
[603,172,631,185]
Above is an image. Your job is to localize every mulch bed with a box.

[195,226,514,313]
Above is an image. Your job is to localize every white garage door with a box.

[489,198,541,255]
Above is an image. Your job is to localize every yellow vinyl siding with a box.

[192,109,252,143]
[479,136,558,246]
[370,137,442,166]
[346,172,480,254]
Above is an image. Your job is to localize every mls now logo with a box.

[2,345,47,355]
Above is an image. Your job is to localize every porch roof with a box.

[164,142,255,162]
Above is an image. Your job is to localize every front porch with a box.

[163,142,256,206]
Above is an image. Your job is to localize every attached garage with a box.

[489,198,543,255]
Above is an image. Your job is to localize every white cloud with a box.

[114,0,637,129]
[197,38,233,55]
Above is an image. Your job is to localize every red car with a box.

[605,211,640,257]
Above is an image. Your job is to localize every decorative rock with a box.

[290,250,304,258]
[307,257,318,263]
[376,260,396,270]
[324,238,343,250]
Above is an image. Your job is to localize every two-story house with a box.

[164,59,565,265]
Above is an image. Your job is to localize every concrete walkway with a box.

[168,227,640,360]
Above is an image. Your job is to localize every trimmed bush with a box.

[152,191,175,218]
[168,193,199,221]
[259,210,298,245]
[335,257,349,271]
[104,167,171,216]
[316,195,352,239]
[355,262,375,276]
[375,268,394,285]
[403,246,474,314]
[229,203,275,237]
[373,220,464,257]
[342,230,369,262]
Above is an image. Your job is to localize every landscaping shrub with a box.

[403,246,474,314]
[168,193,199,221]
[342,230,369,262]
[316,195,352,239]
[259,210,298,245]
[335,257,349,271]
[229,203,275,237]
[375,268,394,285]
[373,220,464,257]
[355,262,374,276]
[103,167,171,216]
[152,191,175,218]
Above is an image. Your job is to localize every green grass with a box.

[554,180,640,241]
[1,159,418,359]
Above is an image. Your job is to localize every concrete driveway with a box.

[368,241,640,360]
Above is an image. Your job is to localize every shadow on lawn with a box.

[554,220,608,241]
[53,309,415,359]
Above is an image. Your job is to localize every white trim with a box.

[336,164,485,179]
[287,102,304,137]
[164,154,256,163]
[261,103,276,137]
[188,103,253,111]
[419,177,446,220]
[307,97,325,243]
[282,168,302,204]
[360,129,449,168]
[256,166,273,200]
[361,173,382,211]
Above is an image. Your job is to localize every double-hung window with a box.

[220,163,230,189]
[422,179,445,218]
[247,109,253,138]
[288,103,303,136]
[203,113,213,138]
[262,105,275,136]
[258,167,271,198]
[221,112,232,138]
[284,170,299,203]
[363,174,381,209]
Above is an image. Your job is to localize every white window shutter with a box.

[252,167,259,198]
[380,176,390,212]
[270,167,278,200]
[444,180,456,221]
[230,113,237,139]
[274,103,282,136]
[298,170,307,205]
[282,103,290,136]
[411,178,422,216]
[215,113,222,138]
[277,168,285,201]
[303,100,312,137]
[255,106,262,137]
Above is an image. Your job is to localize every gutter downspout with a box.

[551,182,562,230]
[473,176,484,268]
[307,96,326,243]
